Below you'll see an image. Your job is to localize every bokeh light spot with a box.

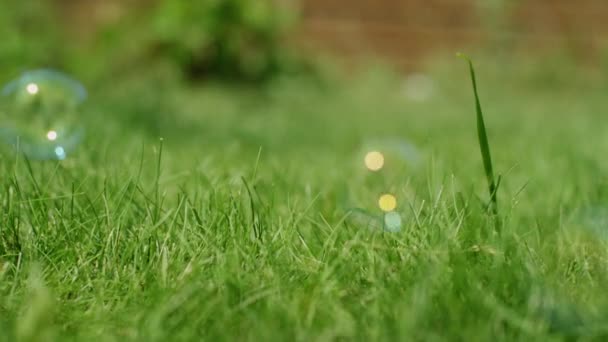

[26,83,39,95]
[365,151,384,171]
[46,130,58,141]
[378,194,397,212]
[384,211,402,232]
[54,146,66,160]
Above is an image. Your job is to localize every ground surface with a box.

[2,57,608,341]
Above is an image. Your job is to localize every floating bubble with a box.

[384,211,402,232]
[362,138,422,169]
[0,69,87,160]
[346,208,383,231]
[346,208,402,233]
[575,205,608,239]
[378,194,397,212]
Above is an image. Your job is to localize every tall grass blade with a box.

[458,54,499,218]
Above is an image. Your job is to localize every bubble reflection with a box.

[26,83,39,95]
[46,130,58,141]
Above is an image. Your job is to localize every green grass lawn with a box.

[2,57,608,341]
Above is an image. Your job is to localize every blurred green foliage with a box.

[0,0,299,83]
[0,1,62,81]
[152,0,296,81]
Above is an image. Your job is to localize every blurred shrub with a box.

[151,0,296,81]
[0,0,301,84]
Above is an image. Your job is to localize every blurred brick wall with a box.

[56,0,149,39]
[59,0,608,68]
[298,0,608,69]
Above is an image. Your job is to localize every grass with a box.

[2,57,608,341]
[459,54,500,221]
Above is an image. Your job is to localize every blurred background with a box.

[2,0,608,164]
[5,4,608,341]
[2,0,608,82]
[300,0,607,68]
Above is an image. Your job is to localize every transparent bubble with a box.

[346,208,383,231]
[346,208,402,233]
[575,205,608,239]
[0,69,87,160]
[361,138,422,169]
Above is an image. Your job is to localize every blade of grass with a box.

[458,54,499,218]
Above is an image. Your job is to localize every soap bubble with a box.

[346,208,403,233]
[0,69,87,160]
[361,138,423,169]
[575,205,608,239]
[346,208,383,231]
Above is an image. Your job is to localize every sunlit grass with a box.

[2,58,608,340]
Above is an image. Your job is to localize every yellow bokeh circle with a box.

[378,194,397,212]
[364,151,385,171]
